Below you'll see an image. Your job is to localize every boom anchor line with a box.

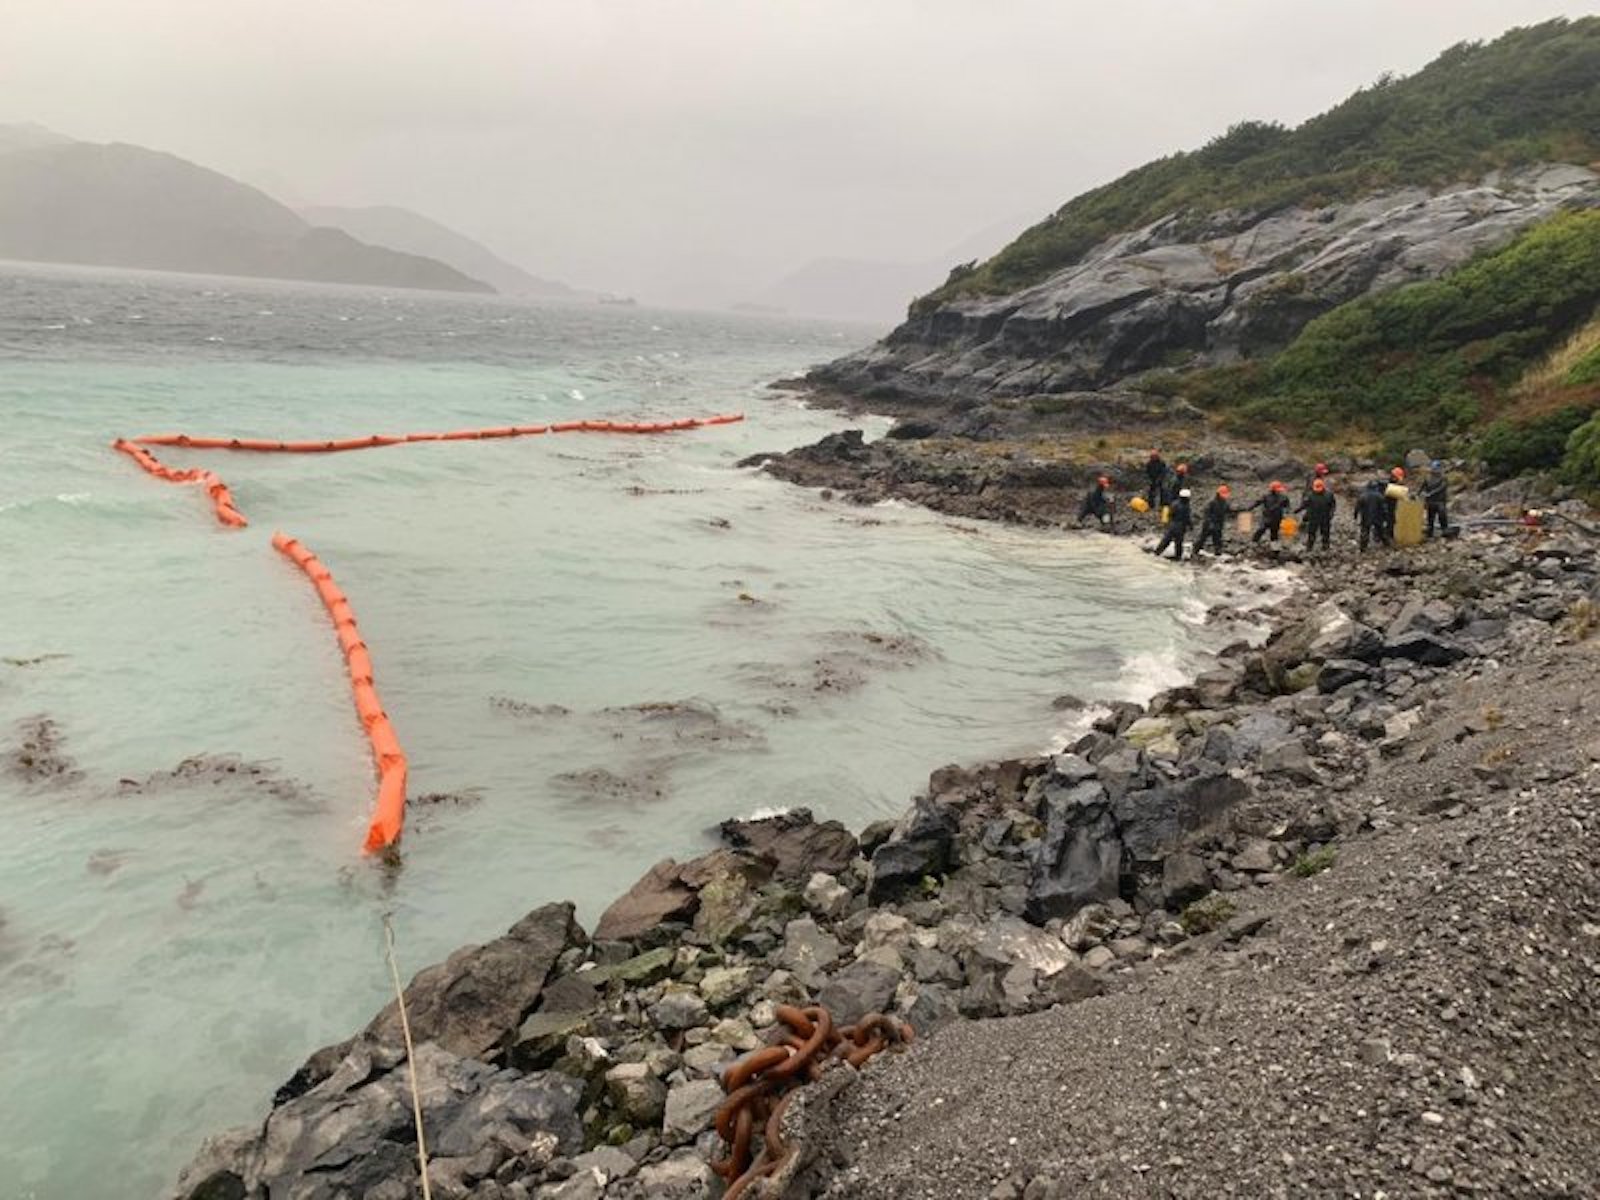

[111,413,745,851]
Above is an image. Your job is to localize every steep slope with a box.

[813,18,1600,413]
[299,204,576,297]
[0,141,493,293]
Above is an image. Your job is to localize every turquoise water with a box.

[0,264,1262,1199]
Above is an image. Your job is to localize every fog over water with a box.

[4,1,1592,307]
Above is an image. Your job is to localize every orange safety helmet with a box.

[1269,480,1287,493]
[1312,478,1326,493]
[1217,485,1231,499]
[1148,448,1161,459]
[1390,466,1406,481]
[1314,462,1329,475]
[1097,475,1111,487]
[1176,462,1189,475]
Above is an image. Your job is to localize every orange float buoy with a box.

[271,532,408,852]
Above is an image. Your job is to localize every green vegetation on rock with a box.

[920,18,1600,310]
[1562,412,1600,493]
[1148,209,1600,469]
[1179,894,1237,935]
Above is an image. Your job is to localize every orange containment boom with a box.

[129,413,743,453]
[271,532,408,853]
[112,438,249,527]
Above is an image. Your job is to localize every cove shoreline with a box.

[171,408,1600,1198]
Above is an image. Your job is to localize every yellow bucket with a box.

[1160,505,1171,525]
[1280,516,1299,538]
[1129,496,1150,514]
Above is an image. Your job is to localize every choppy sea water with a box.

[0,263,1282,1198]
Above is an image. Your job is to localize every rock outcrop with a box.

[810,165,1600,405]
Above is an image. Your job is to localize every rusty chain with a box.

[710,1003,914,1198]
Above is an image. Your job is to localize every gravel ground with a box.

[786,610,1600,1199]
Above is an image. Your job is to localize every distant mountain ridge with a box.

[740,216,1027,324]
[299,204,582,298]
[0,126,493,294]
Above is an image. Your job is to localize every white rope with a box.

[383,913,433,1200]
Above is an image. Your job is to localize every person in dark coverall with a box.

[1195,484,1234,557]
[1145,450,1168,507]
[1420,460,1450,538]
[1160,462,1191,508]
[1297,477,1336,551]
[1303,461,1331,503]
[1077,475,1113,529]
[1152,488,1193,560]
[1357,480,1391,551]
[1383,466,1406,541]
[1249,480,1292,543]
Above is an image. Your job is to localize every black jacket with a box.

[1146,457,1167,487]
[1298,491,1336,521]
[1079,485,1110,519]
[1251,491,1291,521]
[1356,485,1387,525]
[1166,495,1193,529]
[1420,474,1448,506]
[1200,495,1232,529]
[1161,473,1191,505]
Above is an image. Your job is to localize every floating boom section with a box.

[129,413,743,453]
[271,533,408,853]
[112,411,745,851]
[112,438,248,526]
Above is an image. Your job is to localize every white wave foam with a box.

[1113,648,1193,703]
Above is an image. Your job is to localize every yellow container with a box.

[1394,496,1425,547]
[1160,505,1171,525]
[1236,511,1254,535]
[1129,496,1150,514]
[1385,483,1410,501]
[1280,515,1299,538]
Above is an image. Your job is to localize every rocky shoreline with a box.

[171,449,1600,1199]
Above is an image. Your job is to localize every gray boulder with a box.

[594,860,698,941]
[1317,659,1375,693]
[1025,781,1122,922]
[1161,851,1211,908]
[817,959,902,1024]
[868,795,955,901]
[1113,770,1248,863]
[361,902,582,1063]
[1382,631,1469,666]
[718,807,857,883]
[176,1042,583,1200]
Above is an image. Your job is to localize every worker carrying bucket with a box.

[1248,481,1292,544]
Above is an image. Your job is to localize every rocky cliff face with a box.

[812,164,1600,404]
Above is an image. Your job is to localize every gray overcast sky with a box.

[5,1,1596,306]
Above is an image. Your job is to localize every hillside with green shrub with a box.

[1141,208,1600,488]
[919,17,1600,312]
